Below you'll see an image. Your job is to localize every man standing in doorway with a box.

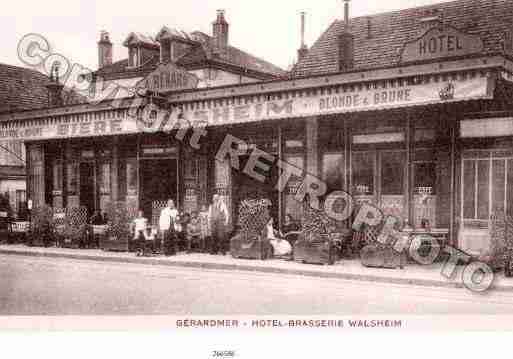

[209,194,229,255]
[159,199,179,255]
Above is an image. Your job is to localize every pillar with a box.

[27,143,45,208]
[111,136,119,202]
[305,117,319,177]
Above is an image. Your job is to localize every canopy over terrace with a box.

[0,54,507,140]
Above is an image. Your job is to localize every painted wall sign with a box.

[0,76,492,141]
[137,62,199,93]
[0,118,139,141]
[400,26,484,63]
[181,76,491,127]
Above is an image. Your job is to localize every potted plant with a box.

[101,202,134,252]
[27,205,54,247]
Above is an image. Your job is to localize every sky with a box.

[1,0,455,73]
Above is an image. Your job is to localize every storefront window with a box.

[381,152,405,195]
[322,153,345,192]
[283,155,304,223]
[462,159,490,221]
[352,152,374,195]
[414,162,436,194]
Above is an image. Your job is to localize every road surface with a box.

[1,254,513,315]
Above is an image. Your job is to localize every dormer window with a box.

[123,32,159,68]
[156,26,197,63]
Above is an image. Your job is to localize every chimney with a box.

[98,30,113,68]
[297,12,308,62]
[339,0,354,71]
[344,0,349,24]
[213,9,229,56]
[46,64,64,107]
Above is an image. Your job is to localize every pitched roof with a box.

[293,0,513,77]
[123,32,159,48]
[176,33,286,78]
[95,29,285,81]
[94,57,159,80]
[0,63,86,114]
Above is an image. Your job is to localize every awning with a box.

[180,73,495,127]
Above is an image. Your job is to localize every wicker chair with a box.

[230,199,273,260]
[358,222,407,270]
[293,206,337,265]
[61,207,88,249]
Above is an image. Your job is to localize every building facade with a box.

[0,63,84,216]
[2,0,513,256]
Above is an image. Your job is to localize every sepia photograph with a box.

[1,0,513,356]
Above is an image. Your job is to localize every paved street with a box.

[1,254,513,315]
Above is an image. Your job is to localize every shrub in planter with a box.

[27,205,54,247]
[101,202,135,252]
[293,205,338,265]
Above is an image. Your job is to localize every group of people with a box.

[130,194,301,258]
[132,194,230,256]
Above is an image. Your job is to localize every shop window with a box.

[322,153,345,192]
[462,159,491,221]
[414,162,436,195]
[381,152,405,195]
[16,190,27,219]
[352,152,374,195]
[415,129,436,143]
[283,155,304,223]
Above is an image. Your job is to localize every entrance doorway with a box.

[140,159,178,220]
[79,162,95,218]
[232,155,279,226]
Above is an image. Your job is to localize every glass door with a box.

[379,150,407,219]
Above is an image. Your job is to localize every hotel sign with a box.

[182,76,491,127]
[137,62,199,93]
[400,26,484,63]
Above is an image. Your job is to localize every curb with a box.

[1,248,512,291]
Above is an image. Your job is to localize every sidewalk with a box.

[1,244,512,291]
